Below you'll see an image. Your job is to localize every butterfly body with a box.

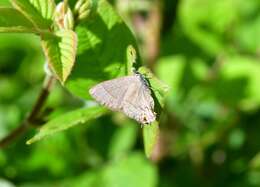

[89,73,156,124]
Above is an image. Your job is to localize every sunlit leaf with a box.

[65,0,138,99]
[179,0,236,55]
[0,7,36,33]
[215,56,260,110]
[138,66,169,107]
[11,0,55,29]
[26,106,108,144]
[142,121,159,158]
[137,67,169,158]
[41,29,77,83]
[29,0,55,20]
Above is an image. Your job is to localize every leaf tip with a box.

[26,134,41,145]
[60,78,66,85]
[26,139,34,145]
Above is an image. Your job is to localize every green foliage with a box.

[0,0,166,156]
[65,0,139,99]
[0,8,36,33]
[60,153,157,187]
[29,0,55,20]
[1,0,260,186]
[11,0,54,29]
[100,153,157,187]
[108,122,138,159]
[138,67,169,157]
[27,106,108,144]
[2,0,80,83]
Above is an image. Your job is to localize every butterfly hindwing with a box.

[89,75,138,110]
[121,75,156,124]
[89,74,156,124]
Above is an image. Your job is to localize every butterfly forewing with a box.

[89,75,138,110]
[121,77,155,124]
[89,74,156,124]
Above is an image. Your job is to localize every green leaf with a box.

[29,0,55,20]
[138,66,170,107]
[65,0,138,99]
[142,121,159,158]
[155,56,186,91]
[41,29,78,84]
[137,67,169,158]
[26,106,108,144]
[0,1,11,6]
[250,152,260,170]
[10,0,55,30]
[0,7,37,33]
[126,45,138,75]
[179,0,236,55]
[214,56,260,110]
[102,153,158,187]
[235,18,260,54]
[61,153,158,187]
[109,122,138,160]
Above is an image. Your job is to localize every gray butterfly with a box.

[89,73,156,125]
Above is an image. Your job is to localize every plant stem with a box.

[0,75,55,148]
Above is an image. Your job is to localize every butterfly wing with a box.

[89,75,138,111]
[121,75,156,124]
[89,74,156,124]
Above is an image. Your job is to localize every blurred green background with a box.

[1,0,260,186]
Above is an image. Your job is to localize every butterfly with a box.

[89,72,156,125]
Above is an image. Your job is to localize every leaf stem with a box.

[0,75,55,148]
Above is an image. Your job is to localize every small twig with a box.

[0,75,55,148]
